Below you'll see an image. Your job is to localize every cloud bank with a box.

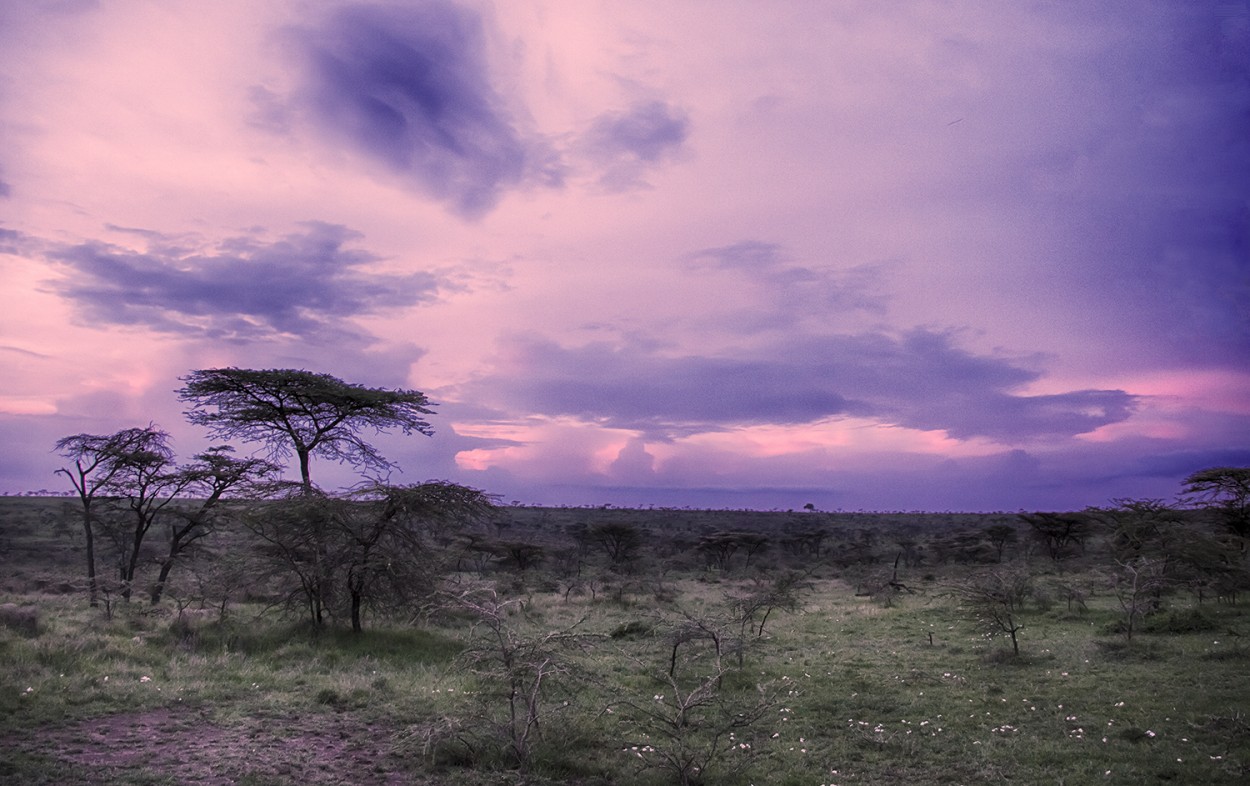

[48,222,442,343]
[462,330,1136,442]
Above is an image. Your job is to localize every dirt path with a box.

[3,705,426,785]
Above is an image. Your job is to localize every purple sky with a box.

[1,1,1247,511]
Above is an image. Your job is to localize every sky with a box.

[1,0,1248,512]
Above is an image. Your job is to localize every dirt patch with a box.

[2,705,426,785]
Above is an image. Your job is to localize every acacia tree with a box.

[247,481,495,631]
[55,426,168,606]
[1183,467,1250,538]
[1020,512,1092,562]
[95,427,195,602]
[585,522,643,570]
[178,368,435,492]
[341,481,496,632]
[149,446,279,605]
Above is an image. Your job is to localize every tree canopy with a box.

[1183,466,1250,537]
[178,368,435,491]
[55,425,170,606]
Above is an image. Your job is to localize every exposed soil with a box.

[2,705,429,785]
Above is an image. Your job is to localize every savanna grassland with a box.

[1,497,1248,785]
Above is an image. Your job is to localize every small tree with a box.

[342,482,496,632]
[1086,498,1181,562]
[179,368,435,492]
[245,485,343,627]
[985,523,1018,563]
[96,426,193,601]
[729,570,810,646]
[586,522,643,570]
[245,481,495,631]
[1020,512,1092,562]
[948,569,1032,656]
[149,447,279,605]
[615,608,777,786]
[442,586,588,773]
[697,531,770,572]
[1112,556,1170,640]
[55,427,162,606]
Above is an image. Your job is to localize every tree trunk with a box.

[297,448,313,492]
[83,512,99,607]
[150,558,174,605]
[350,589,363,633]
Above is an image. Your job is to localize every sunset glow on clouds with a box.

[1,0,1247,510]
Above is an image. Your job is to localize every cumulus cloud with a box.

[581,100,689,190]
[461,330,1136,441]
[47,222,443,342]
[286,2,528,217]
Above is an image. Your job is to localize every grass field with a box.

[1,496,1247,785]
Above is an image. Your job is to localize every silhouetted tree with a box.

[985,523,1018,563]
[1183,467,1250,538]
[586,522,643,570]
[55,427,162,606]
[94,427,195,601]
[178,368,435,492]
[1021,512,1092,562]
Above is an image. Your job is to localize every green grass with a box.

[1,497,1247,784]
[3,580,1248,784]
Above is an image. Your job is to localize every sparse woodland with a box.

[1,371,1247,784]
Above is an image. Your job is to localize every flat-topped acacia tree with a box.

[178,368,435,492]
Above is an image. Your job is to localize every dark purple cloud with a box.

[287,2,527,217]
[47,222,442,342]
[462,330,1136,441]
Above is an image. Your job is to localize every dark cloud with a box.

[289,2,527,217]
[582,100,689,190]
[462,330,1136,441]
[47,222,442,342]
[0,179,10,198]
[1126,447,1250,481]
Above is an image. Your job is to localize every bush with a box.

[610,620,656,640]
[0,603,39,637]
[1140,608,1219,634]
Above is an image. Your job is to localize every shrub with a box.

[0,603,39,637]
[1140,608,1219,634]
